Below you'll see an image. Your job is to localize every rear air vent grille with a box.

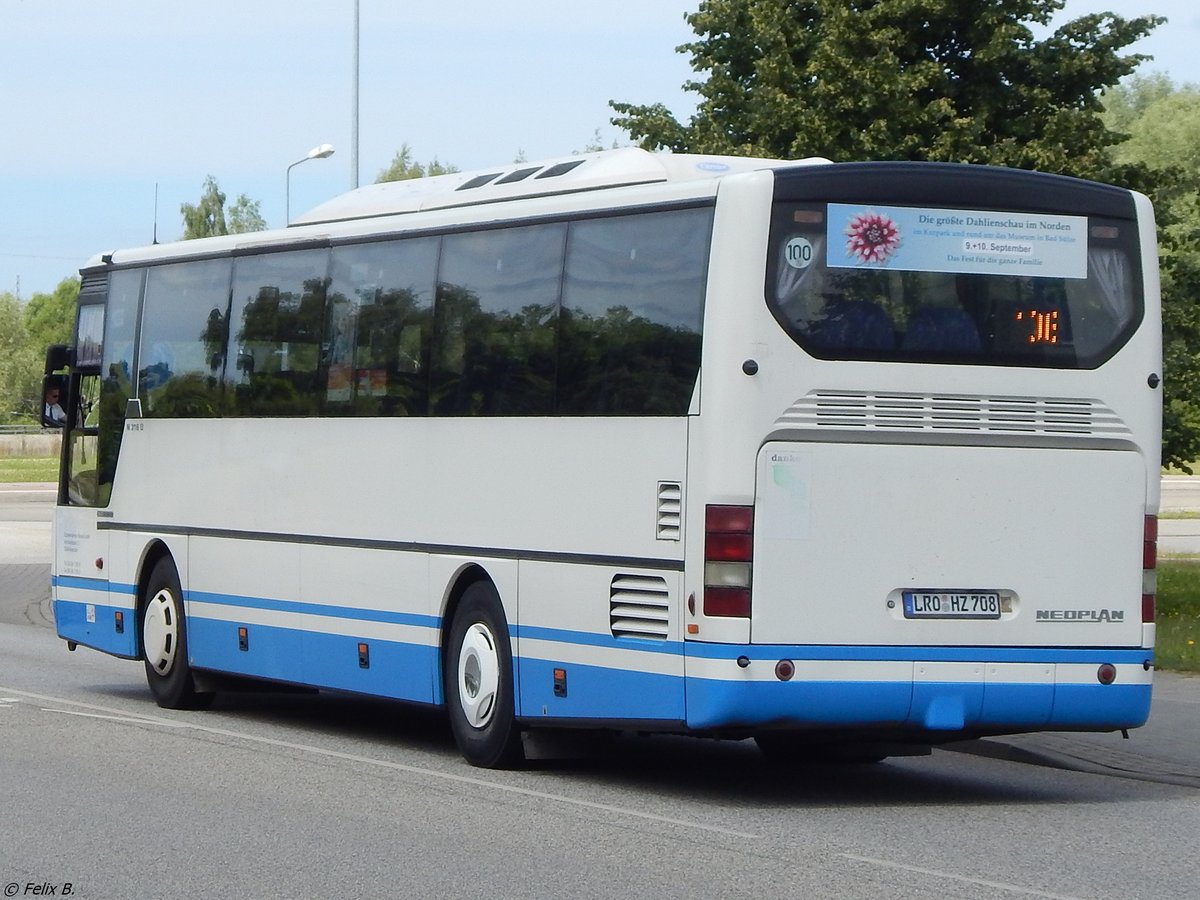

[776,391,1132,439]
[610,575,670,640]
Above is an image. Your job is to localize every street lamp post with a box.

[352,0,360,189]
[286,143,336,225]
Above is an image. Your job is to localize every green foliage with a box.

[181,175,266,239]
[608,0,1200,467]
[0,281,77,424]
[227,194,267,235]
[6,280,77,423]
[612,0,1160,179]
[0,292,38,422]
[1103,73,1181,144]
[376,144,458,183]
[1102,79,1200,470]
[23,278,79,351]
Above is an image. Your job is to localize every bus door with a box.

[51,271,142,657]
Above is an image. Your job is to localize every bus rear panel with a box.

[684,162,1158,745]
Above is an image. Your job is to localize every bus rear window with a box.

[766,201,1143,368]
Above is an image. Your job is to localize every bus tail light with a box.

[704,505,753,617]
[1142,515,1157,624]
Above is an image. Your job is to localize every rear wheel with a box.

[141,557,212,710]
[444,581,524,768]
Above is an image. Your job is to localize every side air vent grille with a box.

[610,575,670,640]
[78,273,108,300]
[776,391,1132,438]
[656,481,682,541]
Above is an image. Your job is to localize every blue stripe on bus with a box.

[683,676,1151,732]
[180,612,1152,732]
[187,617,439,705]
[54,584,1152,733]
[518,656,684,720]
[53,598,139,659]
[185,589,441,630]
[684,643,1155,665]
[686,676,914,730]
[512,623,685,655]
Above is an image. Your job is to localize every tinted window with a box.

[74,304,104,370]
[95,268,143,504]
[767,201,1142,368]
[65,305,104,507]
[139,259,231,417]
[560,208,711,414]
[228,249,330,415]
[114,203,716,421]
[325,238,437,416]
[432,224,565,415]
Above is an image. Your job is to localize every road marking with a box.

[40,707,189,727]
[841,853,1086,900]
[0,685,758,840]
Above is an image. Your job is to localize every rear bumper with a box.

[684,644,1153,735]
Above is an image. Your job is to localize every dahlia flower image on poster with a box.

[844,209,902,265]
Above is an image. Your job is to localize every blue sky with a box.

[2,0,1197,300]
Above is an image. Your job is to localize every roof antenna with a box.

[152,183,159,245]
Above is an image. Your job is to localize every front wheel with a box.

[141,557,212,710]
[444,581,524,768]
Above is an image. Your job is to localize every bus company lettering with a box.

[1036,608,1125,623]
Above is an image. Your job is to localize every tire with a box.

[755,733,886,765]
[443,581,524,768]
[141,557,213,710]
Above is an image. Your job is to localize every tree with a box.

[0,292,40,423]
[376,144,458,183]
[180,175,265,239]
[1102,72,1176,138]
[609,0,1200,466]
[227,194,267,235]
[1103,78,1200,469]
[23,278,78,351]
[611,0,1160,180]
[0,279,80,423]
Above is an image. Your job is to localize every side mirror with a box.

[41,374,67,429]
[44,344,70,375]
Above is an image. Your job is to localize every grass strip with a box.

[0,456,59,483]
[1157,561,1200,673]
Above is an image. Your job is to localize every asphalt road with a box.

[1,481,1198,899]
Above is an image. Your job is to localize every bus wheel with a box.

[141,557,213,710]
[444,581,524,768]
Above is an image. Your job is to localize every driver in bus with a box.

[44,386,66,424]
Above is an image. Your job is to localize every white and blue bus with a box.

[45,148,1161,767]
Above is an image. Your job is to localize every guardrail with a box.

[0,425,44,435]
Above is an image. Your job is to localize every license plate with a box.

[902,590,1001,619]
